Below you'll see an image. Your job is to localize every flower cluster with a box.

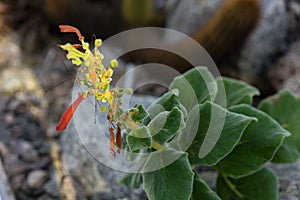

[56,25,131,156]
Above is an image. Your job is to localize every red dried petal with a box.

[72,44,81,48]
[109,127,116,157]
[56,93,85,131]
[72,44,83,49]
[116,123,122,153]
[59,25,84,41]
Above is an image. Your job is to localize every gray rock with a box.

[269,160,300,200]
[269,38,300,95]
[0,35,21,69]
[0,142,9,158]
[60,95,157,199]
[29,157,51,170]
[166,0,223,35]
[4,154,30,178]
[44,175,60,198]
[26,170,48,189]
[37,194,58,200]
[0,159,16,200]
[199,171,217,190]
[237,0,289,84]
[10,174,25,191]
[0,66,43,96]
[17,141,39,162]
[46,125,60,138]
[279,180,300,200]
[286,0,300,44]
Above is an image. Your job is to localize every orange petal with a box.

[90,69,97,84]
[56,93,85,131]
[59,25,84,41]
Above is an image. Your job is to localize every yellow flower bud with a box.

[95,39,102,47]
[110,59,118,68]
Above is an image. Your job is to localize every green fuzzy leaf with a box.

[192,172,221,200]
[150,90,181,112]
[147,90,186,120]
[215,77,260,108]
[170,67,218,111]
[217,167,278,200]
[122,145,153,162]
[118,173,143,189]
[122,134,138,162]
[216,104,290,178]
[126,127,152,151]
[187,102,255,166]
[148,107,185,145]
[129,104,148,123]
[259,90,300,163]
[143,153,194,200]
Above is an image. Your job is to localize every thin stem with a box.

[152,140,164,150]
[223,175,244,198]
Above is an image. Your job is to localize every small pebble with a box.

[17,141,39,162]
[3,113,14,124]
[26,170,48,189]
[30,157,51,169]
[37,194,55,200]
[46,125,60,138]
[0,142,9,158]
[44,176,60,197]
[4,154,29,177]
[10,174,25,191]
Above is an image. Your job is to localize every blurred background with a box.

[0,0,300,199]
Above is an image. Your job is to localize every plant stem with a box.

[152,140,164,150]
[223,175,244,198]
